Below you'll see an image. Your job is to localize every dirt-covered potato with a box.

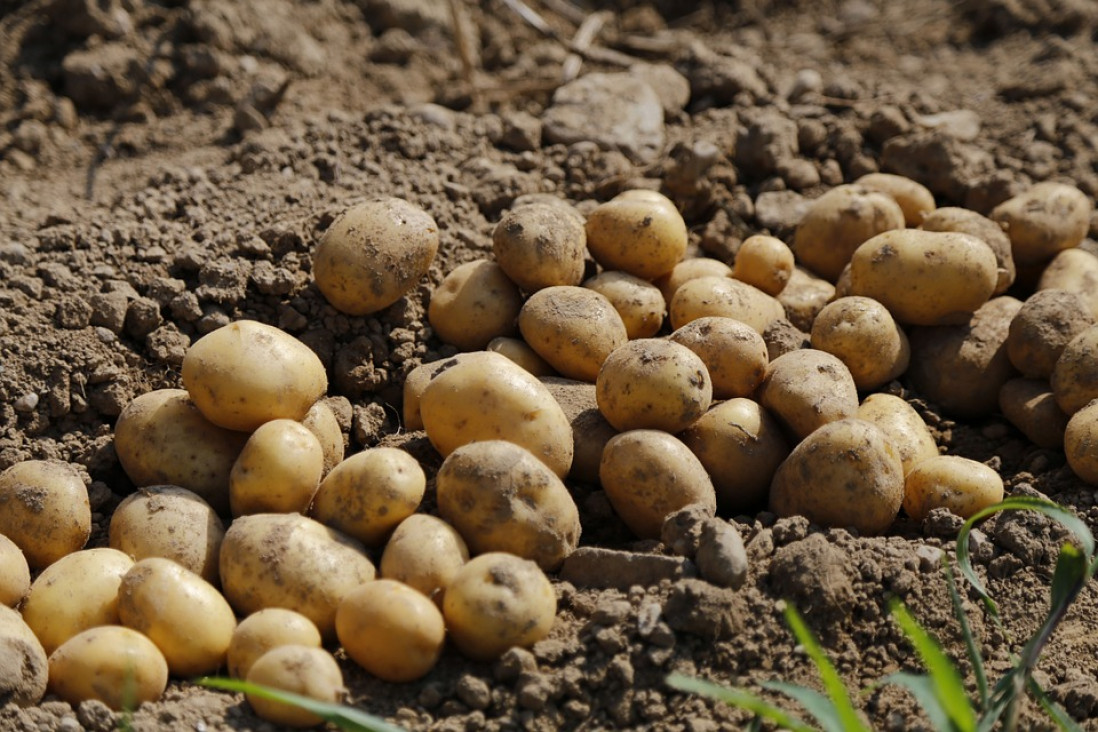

[655,257,733,304]
[599,430,717,539]
[48,625,168,710]
[921,206,1015,295]
[313,197,439,315]
[311,447,425,547]
[428,259,524,351]
[810,296,910,391]
[437,440,580,571]
[856,394,939,475]
[1038,248,1098,319]
[1065,400,1098,484]
[219,513,376,639]
[442,552,556,662]
[793,184,906,282]
[487,337,557,376]
[301,400,345,477]
[855,173,936,226]
[596,339,712,433]
[114,389,248,515]
[118,557,236,677]
[849,229,998,326]
[0,604,48,706]
[0,534,30,608]
[245,645,345,728]
[109,486,225,585]
[420,351,574,478]
[902,455,1004,522]
[540,377,619,485]
[492,202,587,292]
[669,276,786,334]
[681,398,790,515]
[402,352,496,431]
[1051,325,1098,416]
[228,608,322,680]
[758,349,859,441]
[732,235,795,296]
[999,379,1068,450]
[380,514,470,603]
[777,267,837,332]
[1007,290,1094,379]
[231,419,324,517]
[518,285,628,382]
[770,418,904,535]
[585,193,688,279]
[0,460,90,571]
[990,182,1093,265]
[583,271,666,339]
[336,579,446,682]
[669,317,768,400]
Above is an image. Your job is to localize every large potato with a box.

[182,320,328,432]
[757,349,859,441]
[583,271,666,339]
[437,441,581,571]
[402,352,496,431]
[921,206,1015,295]
[1038,248,1098,319]
[856,393,939,475]
[1051,325,1098,416]
[999,379,1068,450]
[428,259,524,351]
[231,419,325,516]
[227,608,322,680]
[669,276,786,334]
[0,460,90,570]
[0,605,48,707]
[793,184,905,282]
[518,285,628,382]
[492,202,587,292]
[379,514,470,603]
[810,296,910,391]
[1006,290,1093,379]
[770,418,904,536]
[540,377,619,485]
[903,456,1004,522]
[732,235,795,296]
[585,193,688,279]
[855,173,936,226]
[0,534,30,608]
[313,197,439,315]
[48,626,168,710]
[990,182,1092,265]
[669,317,768,400]
[246,645,345,728]
[1065,400,1098,484]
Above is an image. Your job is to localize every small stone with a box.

[914,544,943,572]
[660,504,712,557]
[13,393,39,413]
[663,578,741,640]
[455,675,491,711]
[494,647,537,683]
[789,68,823,101]
[695,519,748,589]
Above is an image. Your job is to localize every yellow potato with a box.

[1052,325,1098,415]
[810,296,910,391]
[245,645,345,728]
[758,349,859,441]
[793,184,906,281]
[654,257,733,304]
[903,455,1004,522]
[595,339,712,433]
[0,533,30,608]
[990,182,1093,265]
[518,285,628,382]
[227,608,322,680]
[669,317,768,400]
[428,259,523,351]
[585,194,688,279]
[777,267,837,332]
[669,276,786,334]
[402,352,497,431]
[0,460,90,570]
[1038,248,1098,319]
[733,235,795,296]
[583,271,666,339]
[539,377,619,485]
[1066,400,1098,484]
[921,206,1015,295]
[182,320,328,432]
[492,202,587,291]
[856,393,939,475]
[48,626,168,711]
[313,197,439,315]
[380,514,470,603]
[487,336,557,377]
[999,378,1068,451]
[0,604,48,707]
[1007,290,1093,380]
[855,173,936,226]
[231,419,324,517]
[301,400,345,477]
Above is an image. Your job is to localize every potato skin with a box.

[301,400,345,477]
[231,419,325,517]
[669,276,786,334]
[1038,248,1098,319]
[1052,325,1098,415]
[921,206,1015,295]
[793,184,906,282]
[403,352,497,431]
[0,534,30,608]
[487,337,557,377]
[655,257,733,304]
[518,285,628,382]
[856,394,939,475]
[245,645,344,728]
[757,349,859,441]
[0,460,90,571]
[855,173,936,226]
[492,202,587,292]
[733,235,795,296]
[596,339,712,434]
[810,296,910,391]
[902,455,1004,522]
[379,514,470,602]
[429,259,524,351]
[1007,290,1093,379]
[583,271,667,339]
[585,195,688,279]
[990,182,1093,265]
[228,608,322,680]
[0,604,48,707]
[48,626,168,711]
[1065,400,1098,484]
[669,317,768,400]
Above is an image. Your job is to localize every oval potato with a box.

[231,419,324,517]
[48,626,168,711]
[1037,248,1098,319]
[793,184,906,282]
[921,206,1015,295]
[0,604,48,706]
[486,336,557,377]
[228,608,322,681]
[245,645,344,728]
[0,534,30,608]
[585,195,688,279]
[758,349,859,441]
[810,296,910,391]
[655,257,733,304]
[855,173,936,227]
[999,378,1068,451]
[990,182,1092,265]
[596,339,712,434]
[583,271,666,339]
[1006,289,1093,380]
[301,400,345,477]
[1052,325,1098,415]
[518,285,628,382]
[902,455,1004,522]
[492,202,587,292]
[428,259,524,351]
[379,514,470,603]
[670,276,786,334]
[0,460,90,570]
[856,393,939,475]
[669,317,768,400]
[733,235,795,296]
[1065,400,1098,485]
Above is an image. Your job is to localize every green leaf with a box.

[665,674,815,732]
[944,559,989,711]
[197,677,407,732]
[1049,543,1090,618]
[882,672,954,732]
[764,680,844,732]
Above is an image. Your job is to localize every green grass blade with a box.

[1027,675,1086,732]
[944,558,989,710]
[666,674,815,732]
[881,672,954,732]
[763,680,845,732]
[197,677,406,732]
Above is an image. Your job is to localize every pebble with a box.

[695,519,749,589]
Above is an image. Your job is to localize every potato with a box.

[0,460,90,570]
[669,276,786,334]
[849,229,998,326]
[1038,248,1098,319]
[732,235,795,296]
[311,447,425,547]
[231,419,324,517]
[596,339,712,433]
[770,418,904,535]
[1007,290,1094,380]
[114,389,248,515]
[585,194,688,279]
[758,349,859,441]
[999,378,1068,450]
[599,430,717,539]
[301,400,345,477]
[903,455,1004,522]
[0,533,30,608]
[921,206,1015,295]
[402,352,496,431]
[1051,325,1098,415]
[380,514,470,603]
[336,579,446,682]
[492,202,587,291]
[655,257,733,304]
[681,398,790,515]
[313,197,439,315]
[1065,400,1098,484]
[793,184,906,282]
[420,351,574,478]
[855,173,936,226]
[245,645,345,728]
[487,336,557,377]
[856,393,939,475]
[228,608,322,680]
[583,271,666,339]
[437,441,581,571]
[219,513,376,639]
[442,552,556,662]
[182,320,328,433]
[810,296,910,391]
[109,486,225,585]
[518,285,628,382]
[48,626,168,710]
[21,548,133,655]
[539,377,619,485]
[777,266,837,332]
[118,557,236,677]
[669,317,768,399]
[0,605,48,707]
[428,259,524,351]
[990,182,1093,265]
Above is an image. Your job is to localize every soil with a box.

[3,0,1098,730]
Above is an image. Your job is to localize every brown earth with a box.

[3,0,1098,730]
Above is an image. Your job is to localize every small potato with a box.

[228,608,322,680]
[855,173,936,226]
[999,378,1068,450]
[0,605,48,706]
[1066,400,1098,484]
[655,257,733,304]
[921,206,1015,295]
[585,194,688,279]
[313,197,439,315]
[681,398,789,515]
[540,377,619,485]
[669,317,768,399]
[1051,325,1098,415]
[487,337,557,377]
[793,184,906,282]
[443,552,556,662]
[770,418,904,535]
[777,267,837,332]
[492,202,587,292]
[428,259,524,351]
[114,389,248,515]
[1007,290,1094,380]
[380,514,470,602]
[518,285,628,382]
[0,460,90,570]
[118,558,237,677]
[810,296,910,391]
[990,182,1093,265]
[599,430,717,540]
[596,339,712,433]
[849,229,998,326]
[1038,248,1098,319]
[310,447,426,548]
[301,400,345,477]
[437,441,581,571]
[231,419,324,517]
[21,548,133,655]
[0,534,30,608]
[856,393,939,475]
[733,235,795,296]
[903,455,1004,522]
[336,579,446,682]
[402,352,496,431]
[758,349,859,441]
[246,645,345,728]
[583,271,666,339]
[48,626,168,711]
[669,276,786,334]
